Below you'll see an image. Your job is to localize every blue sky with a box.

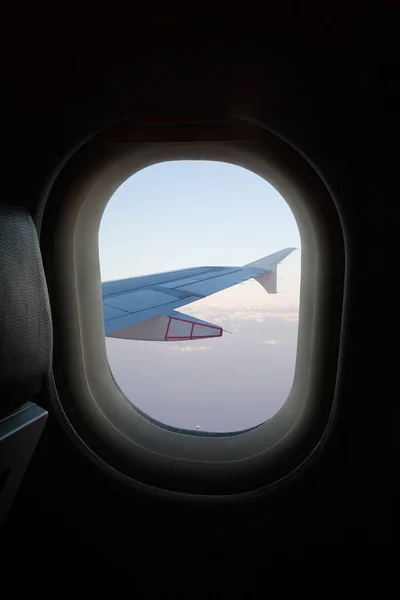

[99,161,301,432]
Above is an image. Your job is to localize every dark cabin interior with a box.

[0,6,395,560]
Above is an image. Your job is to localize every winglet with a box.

[244,247,297,270]
[245,247,296,294]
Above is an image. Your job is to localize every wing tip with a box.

[244,247,297,269]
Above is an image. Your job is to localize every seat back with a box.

[0,204,52,526]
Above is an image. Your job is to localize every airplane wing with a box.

[102,247,296,341]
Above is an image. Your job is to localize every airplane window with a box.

[99,161,300,433]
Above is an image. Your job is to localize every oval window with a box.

[99,160,300,433]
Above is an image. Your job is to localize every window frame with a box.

[40,126,345,495]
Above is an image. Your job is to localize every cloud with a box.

[224,311,299,323]
[182,304,299,324]
[264,339,287,345]
[167,345,212,353]
[227,323,241,333]
[227,311,267,322]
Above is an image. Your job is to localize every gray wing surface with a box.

[102,266,259,336]
[102,248,295,340]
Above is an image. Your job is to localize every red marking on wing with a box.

[164,315,222,341]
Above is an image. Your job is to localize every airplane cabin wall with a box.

[0,11,394,551]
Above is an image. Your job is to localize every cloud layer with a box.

[167,345,212,353]
[105,301,299,433]
[183,304,299,324]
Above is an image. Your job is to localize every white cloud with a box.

[225,311,266,322]
[227,323,241,333]
[224,310,299,323]
[266,312,299,322]
[264,339,287,345]
[167,345,212,353]
[181,304,299,324]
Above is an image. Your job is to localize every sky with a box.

[99,160,301,432]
